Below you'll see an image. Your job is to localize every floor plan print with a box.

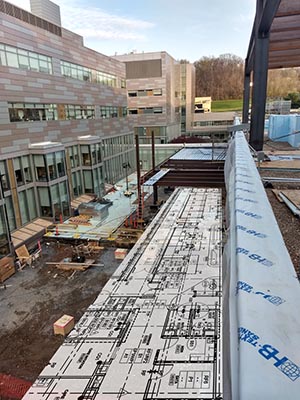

[24,188,223,400]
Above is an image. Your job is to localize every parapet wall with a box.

[223,130,300,399]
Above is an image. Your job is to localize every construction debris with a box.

[115,228,143,248]
[273,189,300,216]
[15,244,32,268]
[46,259,99,271]
[114,248,128,260]
[53,315,75,336]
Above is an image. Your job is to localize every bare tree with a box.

[194,54,244,100]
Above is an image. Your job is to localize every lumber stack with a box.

[0,257,15,283]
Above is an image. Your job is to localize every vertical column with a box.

[249,0,270,150]
[7,159,22,228]
[65,148,74,201]
[242,71,251,124]
[135,134,143,222]
[151,130,158,205]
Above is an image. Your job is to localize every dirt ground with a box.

[0,244,122,383]
[0,188,170,387]
[261,175,300,278]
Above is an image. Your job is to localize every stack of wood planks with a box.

[46,258,103,271]
[272,189,300,216]
[0,257,15,283]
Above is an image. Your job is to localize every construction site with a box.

[1,0,300,399]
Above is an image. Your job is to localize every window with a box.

[64,104,95,120]
[38,187,52,217]
[129,107,163,114]
[5,196,16,231]
[128,89,162,97]
[122,107,127,117]
[68,146,80,168]
[8,103,58,122]
[153,88,162,96]
[72,171,82,197]
[19,190,30,225]
[0,161,9,191]
[61,60,117,87]
[56,151,65,177]
[83,170,93,193]
[128,91,137,97]
[99,106,119,118]
[0,43,52,74]
[34,155,47,182]
[81,146,91,166]
[13,156,32,186]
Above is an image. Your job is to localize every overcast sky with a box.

[8,0,256,62]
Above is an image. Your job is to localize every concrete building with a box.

[115,52,195,143]
[195,97,212,113]
[0,0,135,257]
[192,111,235,140]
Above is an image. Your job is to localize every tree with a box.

[284,92,300,109]
[194,54,244,100]
[267,68,300,98]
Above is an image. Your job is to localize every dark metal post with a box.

[151,130,158,205]
[135,134,143,221]
[249,0,278,150]
[0,173,13,256]
[151,130,155,172]
[122,162,129,191]
[242,71,251,124]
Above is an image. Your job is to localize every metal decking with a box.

[24,187,223,400]
[170,147,227,161]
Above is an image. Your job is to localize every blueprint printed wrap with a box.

[223,131,300,399]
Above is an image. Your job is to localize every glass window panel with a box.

[0,50,6,66]
[38,187,52,217]
[6,46,16,53]
[19,191,29,225]
[27,188,37,219]
[39,60,49,73]
[38,187,50,205]
[6,52,18,67]
[83,170,93,192]
[18,55,29,69]
[5,196,16,231]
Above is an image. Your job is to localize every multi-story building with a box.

[115,52,195,144]
[0,0,135,257]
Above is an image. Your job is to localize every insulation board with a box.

[24,187,223,400]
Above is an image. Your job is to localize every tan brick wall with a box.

[0,11,134,156]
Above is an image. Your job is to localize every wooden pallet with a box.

[46,259,103,271]
[0,257,15,283]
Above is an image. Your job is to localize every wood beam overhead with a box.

[269,59,300,69]
[276,0,300,17]
[269,39,300,52]
[247,0,300,71]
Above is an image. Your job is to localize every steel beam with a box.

[151,130,158,205]
[249,0,270,150]
[258,0,281,35]
[135,134,143,220]
[242,72,251,123]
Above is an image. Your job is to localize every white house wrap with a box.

[223,130,300,399]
